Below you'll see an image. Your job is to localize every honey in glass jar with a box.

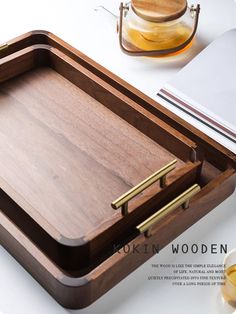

[222,250,236,308]
[118,0,200,56]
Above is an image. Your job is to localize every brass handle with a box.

[0,43,8,51]
[136,184,201,237]
[111,159,177,216]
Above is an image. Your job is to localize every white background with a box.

[0,1,236,314]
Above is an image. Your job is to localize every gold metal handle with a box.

[111,159,177,216]
[0,43,8,51]
[136,184,201,237]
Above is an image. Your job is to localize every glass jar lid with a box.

[131,0,188,22]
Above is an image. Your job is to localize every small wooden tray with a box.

[0,31,235,308]
[0,31,202,270]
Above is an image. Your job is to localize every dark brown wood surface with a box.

[0,34,200,270]
[0,66,182,241]
[0,31,235,309]
[0,167,235,309]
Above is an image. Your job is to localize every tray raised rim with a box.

[0,30,235,259]
[0,32,198,247]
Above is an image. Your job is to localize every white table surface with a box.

[0,1,236,314]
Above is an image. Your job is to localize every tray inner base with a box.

[0,66,183,241]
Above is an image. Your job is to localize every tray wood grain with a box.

[0,32,203,270]
[0,167,235,309]
[0,31,235,309]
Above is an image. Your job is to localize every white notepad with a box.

[158,29,236,144]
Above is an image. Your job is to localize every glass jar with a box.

[221,249,236,308]
[118,0,200,56]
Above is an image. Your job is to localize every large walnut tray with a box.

[0,31,235,309]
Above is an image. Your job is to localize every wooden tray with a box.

[0,31,202,271]
[0,31,235,308]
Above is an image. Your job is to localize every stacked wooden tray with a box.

[0,31,235,309]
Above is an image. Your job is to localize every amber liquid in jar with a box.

[121,3,195,56]
[124,23,192,52]
[221,264,236,307]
